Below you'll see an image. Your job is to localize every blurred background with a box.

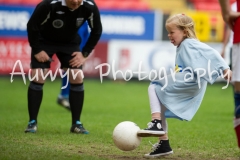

[0,0,236,80]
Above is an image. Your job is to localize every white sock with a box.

[148,84,161,113]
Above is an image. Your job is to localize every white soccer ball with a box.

[112,121,142,151]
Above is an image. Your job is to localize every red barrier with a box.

[0,37,108,78]
[95,0,150,11]
[83,42,108,77]
[1,0,149,10]
[0,0,41,5]
[0,37,30,74]
[21,0,41,6]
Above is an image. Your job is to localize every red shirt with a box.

[233,0,240,43]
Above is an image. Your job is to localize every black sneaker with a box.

[70,121,89,134]
[25,120,37,133]
[137,119,165,137]
[144,140,173,158]
[57,96,71,110]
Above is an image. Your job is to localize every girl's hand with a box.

[223,69,232,81]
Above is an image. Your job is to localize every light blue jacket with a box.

[153,38,229,121]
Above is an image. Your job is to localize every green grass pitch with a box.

[0,76,239,160]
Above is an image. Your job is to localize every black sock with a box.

[69,83,84,125]
[28,82,44,123]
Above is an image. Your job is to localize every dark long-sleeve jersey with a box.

[27,0,102,56]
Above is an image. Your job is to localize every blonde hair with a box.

[166,14,198,39]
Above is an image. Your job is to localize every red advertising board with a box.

[0,37,108,78]
[83,42,108,77]
[0,37,31,74]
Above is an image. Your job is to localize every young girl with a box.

[137,14,232,158]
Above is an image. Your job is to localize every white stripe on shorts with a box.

[232,43,240,82]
